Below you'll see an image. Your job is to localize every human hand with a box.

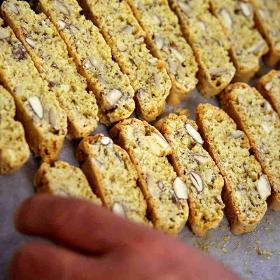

[10,194,241,280]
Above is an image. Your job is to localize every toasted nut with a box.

[247,40,265,54]
[185,124,204,144]
[48,108,57,129]
[0,29,10,40]
[112,203,126,217]
[256,175,271,200]
[154,35,164,50]
[135,36,144,44]
[190,172,204,192]
[57,19,66,30]
[230,130,243,139]
[55,0,70,16]
[106,89,122,107]
[209,67,228,77]
[220,8,232,30]
[168,59,179,75]
[264,82,273,91]
[83,58,93,69]
[154,132,170,150]
[7,2,19,14]
[240,2,252,18]
[28,96,43,119]
[100,136,111,145]
[122,25,133,34]
[170,47,185,63]
[25,37,36,48]
[173,177,188,200]
[193,154,208,164]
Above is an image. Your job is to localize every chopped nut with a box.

[190,172,204,192]
[121,25,133,34]
[261,122,272,133]
[192,154,208,164]
[154,35,164,50]
[264,82,273,91]
[100,136,111,145]
[57,19,66,30]
[28,96,43,119]
[148,57,157,65]
[240,2,252,18]
[158,181,165,191]
[153,15,161,25]
[117,41,127,52]
[170,47,185,63]
[220,9,232,30]
[105,89,122,107]
[230,130,243,139]
[178,1,191,16]
[55,0,70,16]
[0,29,9,40]
[263,101,273,112]
[91,158,103,169]
[247,40,265,54]
[146,175,158,197]
[256,175,271,200]
[12,44,26,60]
[197,21,206,32]
[209,67,228,77]
[168,59,179,75]
[48,108,57,129]
[25,37,36,48]
[154,133,170,151]
[152,73,161,86]
[204,169,213,184]
[135,36,144,44]
[214,196,224,206]
[135,0,144,10]
[185,124,204,144]
[112,203,126,217]
[173,177,188,200]
[7,2,19,14]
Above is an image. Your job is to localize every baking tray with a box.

[1,72,280,280]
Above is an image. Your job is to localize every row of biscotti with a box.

[34,81,280,236]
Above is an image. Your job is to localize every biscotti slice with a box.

[110,118,189,234]
[1,0,98,138]
[155,114,224,236]
[210,0,268,82]
[169,0,236,97]
[197,104,269,234]
[0,23,67,162]
[79,0,171,121]
[34,161,101,204]
[0,85,30,174]
[76,134,148,223]
[251,0,280,67]
[38,0,135,124]
[221,83,280,211]
[126,0,198,104]
[257,70,280,117]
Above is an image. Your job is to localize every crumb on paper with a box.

[223,235,230,242]
[256,246,273,259]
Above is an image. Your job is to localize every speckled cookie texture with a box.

[81,0,171,121]
[0,85,30,174]
[197,103,268,234]
[111,118,189,234]
[38,0,135,125]
[210,0,268,82]
[156,113,224,236]
[221,83,280,211]
[34,160,101,204]
[169,0,236,97]
[0,21,67,162]
[1,0,99,139]
[126,0,198,104]
[251,0,280,67]
[257,70,280,117]
[76,134,148,223]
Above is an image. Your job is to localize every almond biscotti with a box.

[221,83,280,211]
[251,0,280,67]
[0,85,30,174]
[170,0,235,97]
[197,104,268,234]
[210,0,268,81]
[34,160,101,204]
[0,22,67,162]
[111,118,189,234]
[80,0,172,121]
[257,70,280,117]
[38,0,135,125]
[1,0,98,138]
[126,0,198,104]
[76,134,148,223]
[156,114,224,236]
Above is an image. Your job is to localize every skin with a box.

[10,194,242,280]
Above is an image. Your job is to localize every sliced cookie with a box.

[76,134,148,223]
[0,21,67,162]
[221,83,280,211]
[34,160,101,204]
[79,0,171,121]
[197,103,268,234]
[111,118,189,234]
[156,113,224,236]
[0,85,30,174]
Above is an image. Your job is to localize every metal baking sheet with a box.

[1,86,280,280]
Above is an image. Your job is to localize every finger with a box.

[15,194,151,254]
[9,241,107,280]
